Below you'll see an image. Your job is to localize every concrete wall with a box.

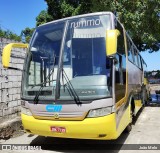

[0,38,26,124]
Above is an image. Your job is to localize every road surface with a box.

[0,106,160,153]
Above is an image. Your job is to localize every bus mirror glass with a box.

[106,30,120,57]
[2,43,28,68]
[31,47,38,52]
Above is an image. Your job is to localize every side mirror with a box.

[2,43,28,68]
[106,30,120,57]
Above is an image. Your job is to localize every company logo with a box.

[46,105,62,112]
[81,90,96,94]
[53,113,59,119]
[71,19,101,28]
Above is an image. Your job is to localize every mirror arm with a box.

[2,43,28,68]
[108,55,118,65]
[8,67,23,71]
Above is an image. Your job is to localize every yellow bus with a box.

[2,12,148,140]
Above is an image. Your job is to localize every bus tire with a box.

[142,88,147,107]
[125,123,132,133]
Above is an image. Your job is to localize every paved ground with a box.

[0,106,160,153]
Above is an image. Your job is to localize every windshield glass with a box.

[59,15,112,100]
[22,22,65,100]
[22,15,112,101]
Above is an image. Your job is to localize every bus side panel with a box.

[115,59,143,135]
[116,104,131,135]
[127,60,143,113]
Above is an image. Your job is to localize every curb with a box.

[0,117,23,139]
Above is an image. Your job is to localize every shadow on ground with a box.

[29,106,148,152]
[30,133,129,153]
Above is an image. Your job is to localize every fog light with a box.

[99,134,107,137]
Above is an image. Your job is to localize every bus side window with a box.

[138,55,142,69]
[137,54,140,68]
[115,54,121,84]
[143,61,147,78]
[127,37,134,63]
[115,54,126,84]
[116,22,125,55]
[122,55,126,84]
[115,21,126,85]
[115,53,126,102]
[115,21,126,103]
[133,47,138,66]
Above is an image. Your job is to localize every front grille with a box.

[33,111,86,121]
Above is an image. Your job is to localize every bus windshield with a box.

[22,14,112,102]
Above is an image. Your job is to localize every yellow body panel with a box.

[117,105,131,134]
[22,113,119,140]
[134,100,142,114]
[2,43,28,68]
[135,100,142,107]
[22,105,131,140]
[143,78,148,85]
[106,29,120,56]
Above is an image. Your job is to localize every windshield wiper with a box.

[54,21,80,104]
[61,68,81,105]
[34,54,56,104]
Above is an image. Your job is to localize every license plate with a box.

[50,126,66,133]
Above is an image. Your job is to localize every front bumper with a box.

[21,113,118,140]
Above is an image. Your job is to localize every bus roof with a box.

[38,12,115,28]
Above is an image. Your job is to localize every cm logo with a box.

[46,105,62,112]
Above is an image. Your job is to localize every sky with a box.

[0,0,47,35]
[0,0,159,71]
[140,51,160,71]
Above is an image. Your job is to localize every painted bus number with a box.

[50,126,66,133]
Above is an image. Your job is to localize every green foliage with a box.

[22,0,92,42]
[44,0,92,19]
[0,28,21,41]
[3,0,158,52]
[148,70,160,79]
[155,70,160,79]
[36,10,53,26]
[21,27,35,43]
[91,0,160,52]
[29,0,160,52]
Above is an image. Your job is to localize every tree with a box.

[0,28,21,41]
[21,27,35,43]
[35,0,160,52]
[36,10,53,26]
[23,0,92,42]
[44,0,92,20]
[155,70,160,79]
[91,0,160,52]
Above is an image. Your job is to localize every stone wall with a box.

[0,38,26,124]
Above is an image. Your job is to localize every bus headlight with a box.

[87,107,112,118]
[21,107,32,116]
